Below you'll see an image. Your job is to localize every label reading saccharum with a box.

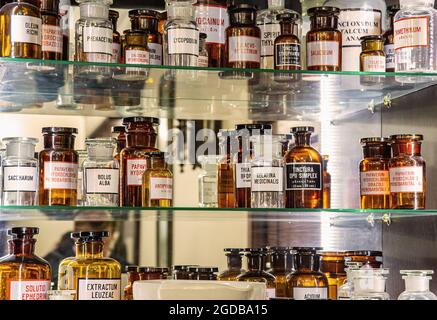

[77,279,121,300]
[3,166,38,192]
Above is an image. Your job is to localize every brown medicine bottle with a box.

[41,0,62,60]
[306,7,341,71]
[217,130,236,208]
[322,155,331,209]
[268,247,295,298]
[123,29,149,78]
[383,5,399,72]
[360,35,385,72]
[218,248,245,281]
[124,266,139,300]
[274,12,301,71]
[284,127,323,209]
[389,134,426,210]
[319,251,347,300]
[112,125,126,162]
[0,0,42,58]
[360,137,391,209]
[109,10,121,63]
[39,127,78,206]
[142,152,173,208]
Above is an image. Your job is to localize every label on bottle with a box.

[125,49,150,65]
[385,44,395,70]
[293,287,328,300]
[389,166,424,193]
[251,167,283,192]
[360,170,390,195]
[198,55,209,67]
[275,43,301,67]
[11,15,42,45]
[77,279,121,300]
[42,24,62,53]
[148,42,163,65]
[85,168,119,195]
[168,28,199,56]
[338,9,382,71]
[394,17,429,50]
[266,288,276,299]
[195,4,229,45]
[43,162,78,190]
[285,163,322,191]
[260,23,281,57]
[150,177,173,200]
[112,42,121,63]
[3,166,38,192]
[306,41,339,68]
[9,280,50,300]
[83,26,113,54]
[236,163,251,189]
[228,36,261,64]
[127,159,148,186]
[363,55,386,72]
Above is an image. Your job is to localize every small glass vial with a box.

[398,270,437,300]
[198,32,209,67]
[351,268,390,300]
[218,248,245,281]
[83,138,119,207]
[226,4,261,69]
[274,12,301,71]
[124,29,150,78]
[198,155,219,208]
[112,125,126,162]
[142,152,173,207]
[189,267,219,280]
[360,35,385,72]
[217,130,236,208]
[109,9,121,63]
[1,137,39,206]
[360,137,391,209]
[164,0,199,67]
[0,227,51,300]
[322,155,331,209]
[0,0,42,58]
[389,134,425,210]
[284,127,323,209]
[124,266,139,301]
[306,7,342,71]
[383,5,400,72]
[268,247,295,298]
[39,127,79,206]
[337,261,363,300]
[41,0,63,60]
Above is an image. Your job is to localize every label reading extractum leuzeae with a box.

[275,43,301,67]
[251,167,283,192]
[9,280,50,300]
[236,163,251,189]
[385,44,395,70]
[85,168,119,195]
[228,36,261,63]
[42,24,62,53]
[285,163,322,190]
[363,55,386,72]
[150,177,173,200]
[360,170,390,196]
[112,42,121,63]
[83,26,113,54]
[43,162,78,190]
[389,166,423,193]
[306,41,339,68]
[148,42,163,65]
[168,28,199,56]
[195,4,229,45]
[125,49,150,65]
[394,17,429,50]
[77,279,121,300]
[3,166,38,192]
[127,159,148,186]
[11,15,42,45]
[293,287,328,300]
[260,23,281,57]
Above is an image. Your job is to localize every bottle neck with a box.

[6,142,35,159]
[167,5,194,20]
[280,21,296,36]
[271,253,287,272]
[131,17,159,33]
[296,254,319,272]
[362,143,391,159]
[126,32,148,46]
[310,15,337,30]
[392,141,422,157]
[150,156,166,169]
[227,254,242,271]
[76,240,104,259]
[110,18,118,32]
[8,239,36,256]
[405,277,430,292]
[362,40,384,52]
[247,254,265,272]
[44,134,75,150]
[230,11,256,26]
[116,133,126,154]
[294,132,312,147]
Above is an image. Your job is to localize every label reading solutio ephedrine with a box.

[77,279,121,300]
[3,166,38,192]
[9,280,50,300]
[285,163,321,190]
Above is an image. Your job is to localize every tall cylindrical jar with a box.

[217,130,236,208]
[198,155,219,208]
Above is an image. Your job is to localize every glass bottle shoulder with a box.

[389,155,425,167]
[275,34,300,44]
[165,19,197,31]
[0,253,51,269]
[2,156,38,166]
[83,158,119,169]
[360,157,389,170]
[398,290,437,300]
[284,146,322,163]
[76,17,112,30]
[395,7,437,20]
[59,256,121,270]
[1,2,40,16]
[144,168,173,178]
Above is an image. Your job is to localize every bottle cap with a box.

[80,1,111,19]
[77,231,110,239]
[235,123,273,134]
[129,9,159,19]
[42,127,78,135]
[41,0,60,14]
[307,6,340,16]
[139,267,169,273]
[2,137,38,159]
[188,266,219,273]
[244,248,269,256]
[8,227,39,238]
[146,151,166,158]
[387,4,401,15]
[401,270,433,292]
[112,126,126,134]
[277,12,300,22]
[172,265,198,271]
[126,265,139,272]
[360,35,384,42]
[122,117,160,125]
[85,138,116,159]
[109,9,119,20]
[291,126,315,133]
[224,248,245,255]
[293,247,323,254]
[390,134,424,142]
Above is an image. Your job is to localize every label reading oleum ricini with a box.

[251,167,283,192]
[168,28,199,56]
[78,279,121,300]
[3,166,38,192]
[11,15,42,45]
[228,36,261,63]
[85,168,119,195]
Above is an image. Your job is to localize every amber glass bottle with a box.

[120,117,159,207]
[109,10,121,63]
[360,137,391,209]
[0,0,42,58]
[0,227,51,300]
[123,30,149,77]
[274,12,301,71]
[389,134,425,210]
[124,266,139,300]
[320,251,347,300]
[284,127,323,209]
[139,267,169,280]
[41,0,62,60]
[383,5,399,72]
[306,7,341,71]
[112,125,126,162]
[344,251,383,268]
[360,35,385,72]
[189,267,219,280]
[217,130,236,208]
[158,11,166,35]
[322,155,331,209]
[218,248,245,281]
[39,127,78,206]
[142,152,173,207]
[268,247,294,298]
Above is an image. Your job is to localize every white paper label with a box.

[198,55,209,67]
[42,24,62,53]
[307,41,340,68]
[11,15,42,45]
[150,177,173,200]
[83,26,112,54]
[260,23,281,57]
[228,36,261,63]
[394,17,429,50]
[85,168,119,194]
[195,5,229,45]
[389,166,424,193]
[168,28,199,56]
[9,280,50,300]
[125,49,150,65]
[360,170,390,196]
[77,279,121,300]
[44,162,78,190]
[251,167,283,192]
[127,159,148,186]
[293,287,328,300]
[236,163,251,189]
[112,42,121,63]
[266,288,276,299]
[385,44,395,70]
[148,42,163,65]
[363,55,386,72]
[3,166,38,192]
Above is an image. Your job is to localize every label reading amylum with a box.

[77,279,121,300]
[9,280,50,300]
[127,159,148,186]
[3,166,38,192]
[285,163,322,190]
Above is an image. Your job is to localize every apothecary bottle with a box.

[383,5,400,72]
[320,251,347,300]
[189,267,218,280]
[0,0,42,58]
[109,9,121,63]
[76,149,87,206]
[389,134,425,209]
[360,35,385,72]
[198,32,209,67]
[198,155,219,208]
[351,268,390,300]
[337,261,363,300]
[120,117,159,207]
[398,270,437,300]
[58,231,121,300]
[39,127,78,206]
[306,6,342,71]
[112,125,126,162]
[268,247,294,298]
[274,12,301,71]
[1,137,38,206]
[226,4,261,69]
[322,155,331,209]
[124,29,150,78]
[0,227,51,300]
[360,137,391,209]
[41,0,63,60]
[139,267,169,280]
[217,130,236,208]
[164,0,199,67]
[218,248,245,281]
[124,266,139,300]
[284,127,323,209]
[142,152,173,207]
[83,138,119,207]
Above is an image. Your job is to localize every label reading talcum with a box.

[150,177,173,200]
[168,28,199,56]
[127,159,148,186]
[360,170,390,195]
[293,287,328,300]
[275,43,301,67]
[112,43,121,63]
[363,55,386,72]
[394,17,429,50]
[236,163,251,189]
[148,43,163,65]
[285,163,322,190]
[83,26,112,54]
[306,41,339,68]
[228,36,261,63]
[9,281,50,300]
[385,44,395,69]
[77,279,121,300]
[260,23,281,57]
[42,24,62,53]
[11,15,42,45]
[3,166,38,192]
[85,168,119,194]
[389,166,423,193]
[44,162,78,190]
[251,167,283,192]
[195,5,229,45]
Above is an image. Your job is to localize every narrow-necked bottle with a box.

[124,266,139,300]
[109,9,121,63]
[218,248,245,281]
[274,12,301,71]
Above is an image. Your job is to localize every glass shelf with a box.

[0,58,436,121]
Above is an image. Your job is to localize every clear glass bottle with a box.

[76,149,87,206]
[109,9,121,63]
[337,261,363,300]
[142,152,173,207]
[198,32,209,67]
[384,5,400,72]
[198,155,219,208]
[217,130,236,208]
[274,12,301,71]
[59,0,70,60]
[218,248,245,281]
[322,155,331,209]
[398,270,437,300]
[164,0,199,67]
[41,0,63,60]
[1,137,38,206]
[124,266,139,300]
[83,138,119,207]
[351,268,390,300]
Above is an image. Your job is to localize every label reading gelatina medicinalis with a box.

[3,166,38,192]
[389,166,424,193]
[11,15,42,45]
[77,279,121,300]
[168,28,199,56]
[127,159,148,186]
[285,163,321,190]
[251,167,283,192]
[360,170,390,195]
[9,280,50,300]
[195,4,229,45]
[228,36,261,63]
[85,168,119,195]
[275,43,301,67]
[43,162,78,190]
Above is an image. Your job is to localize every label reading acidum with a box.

[11,15,42,45]
[44,162,78,190]
[168,28,199,56]
[3,166,38,192]
[9,280,50,300]
[127,159,148,186]
[251,167,283,192]
[285,163,322,190]
[275,43,301,67]
[150,177,173,200]
[389,166,423,193]
[83,26,113,54]
[42,24,62,53]
[394,17,429,50]
[228,36,261,63]
[306,41,339,68]
[260,23,281,57]
[236,163,251,189]
[77,279,121,300]
[85,168,119,195]
[360,170,390,196]
[195,4,229,45]
[293,287,328,300]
